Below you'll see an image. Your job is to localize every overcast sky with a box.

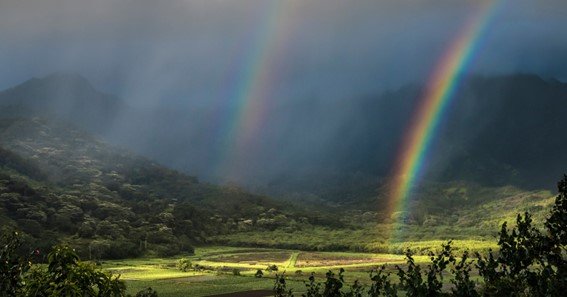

[1,0,567,106]
[1,0,567,187]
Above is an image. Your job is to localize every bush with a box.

[177,258,192,272]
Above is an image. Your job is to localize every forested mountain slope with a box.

[0,118,330,259]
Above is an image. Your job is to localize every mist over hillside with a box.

[0,73,122,135]
[0,117,557,255]
[0,73,565,198]
[2,0,567,199]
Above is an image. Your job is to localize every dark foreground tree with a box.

[23,245,126,296]
[476,175,567,296]
[0,231,30,296]
[0,236,157,296]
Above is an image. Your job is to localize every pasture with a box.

[103,246,419,296]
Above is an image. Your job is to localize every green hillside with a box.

[0,118,332,259]
[212,182,555,254]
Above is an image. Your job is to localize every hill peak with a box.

[43,72,93,87]
[0,73,121,134]
[13,72,97,95]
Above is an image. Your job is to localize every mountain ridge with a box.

[0,72,565,201]
[0,73,122,135]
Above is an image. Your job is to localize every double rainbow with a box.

[386,0,504,239]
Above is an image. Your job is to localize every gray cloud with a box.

[2,0,566,93]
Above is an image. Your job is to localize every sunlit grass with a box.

[107,266,206,281]
[102,246,436,296]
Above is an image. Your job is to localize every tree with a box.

[0,234,157,296]
[0,231,30,296]
[23,245,126,296]
[476,175,567,296]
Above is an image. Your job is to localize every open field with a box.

[102,246,431,296]
[295,251,401,267]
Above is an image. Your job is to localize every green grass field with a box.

[102,246,435,296]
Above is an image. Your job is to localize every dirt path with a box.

[204,289,273,297]
[284,252,299,269]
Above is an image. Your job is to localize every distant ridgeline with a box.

[0,73,121,135]
[258,74,567,205]
[0,73,566,192]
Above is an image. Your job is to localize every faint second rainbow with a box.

[210,1,299,181]
[386,0,504,239]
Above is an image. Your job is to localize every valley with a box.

[0,75,564,296]
[2,1,567,295]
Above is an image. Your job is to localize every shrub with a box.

[255,269,264,278]
[177,258,192,272]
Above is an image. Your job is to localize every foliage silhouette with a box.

[0,239,159,296]
[0,231,30,296]
[23,245,126,296]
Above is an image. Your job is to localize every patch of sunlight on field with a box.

[366,239,498,255]
[295,251,406,268]
[116,268,206,280]
[194,260,270,270]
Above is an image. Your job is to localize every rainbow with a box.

[210,1,298,181]
[386,0,504,239]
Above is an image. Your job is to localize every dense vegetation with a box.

[275,176,567,296]
[213,184,553,253]
[2,176,565,296]
[0,74,565,296]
